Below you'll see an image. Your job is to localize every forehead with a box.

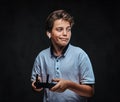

[53,19,70,28]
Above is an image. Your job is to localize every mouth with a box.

[59,38,69,41]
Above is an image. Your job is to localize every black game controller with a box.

[34,74,56,89]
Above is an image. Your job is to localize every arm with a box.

[67,80,94,97]
[31,56,43,92]
[50,78,94,97]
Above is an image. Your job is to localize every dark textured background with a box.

[0,0,119,102]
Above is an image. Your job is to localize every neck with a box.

[53,46,65,57]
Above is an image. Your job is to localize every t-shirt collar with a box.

[50,43,69,58]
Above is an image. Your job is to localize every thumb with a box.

[38,76,41,81]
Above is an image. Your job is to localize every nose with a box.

[63,30,67,36]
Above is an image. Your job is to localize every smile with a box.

[59,38,68,41]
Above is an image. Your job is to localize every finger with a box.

[51,86,64,93]
[38,76,41,82]
[52,78,60,82]
[34,88,43,92]
[50,83,60,91]
[32,81,36,88]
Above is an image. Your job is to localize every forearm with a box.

[67,80,94,97]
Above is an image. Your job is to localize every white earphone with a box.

[48,33,51,39]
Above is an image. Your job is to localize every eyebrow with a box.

[56,26,71,29]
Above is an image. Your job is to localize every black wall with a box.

[1,0,119,102]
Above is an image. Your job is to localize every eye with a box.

[67,28,71,32]
[56,28,63,32]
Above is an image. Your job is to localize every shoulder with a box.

[35,47,50,60]
[69,44,87,55]
[68,44,90,61]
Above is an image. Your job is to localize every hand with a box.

[50,78,70,93]
[31,77,43,92]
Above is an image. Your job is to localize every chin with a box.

[60,43,68,47]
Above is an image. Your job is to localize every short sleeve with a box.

[79,51,95,84]
[31,56,41,82]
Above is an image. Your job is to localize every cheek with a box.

[68,33,71,38]
[69,33,71,36]
[52,32,61,38]
[51,34,59,41]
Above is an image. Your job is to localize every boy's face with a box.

[50,19,71,47]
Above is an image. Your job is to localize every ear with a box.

[46,31,51,39]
